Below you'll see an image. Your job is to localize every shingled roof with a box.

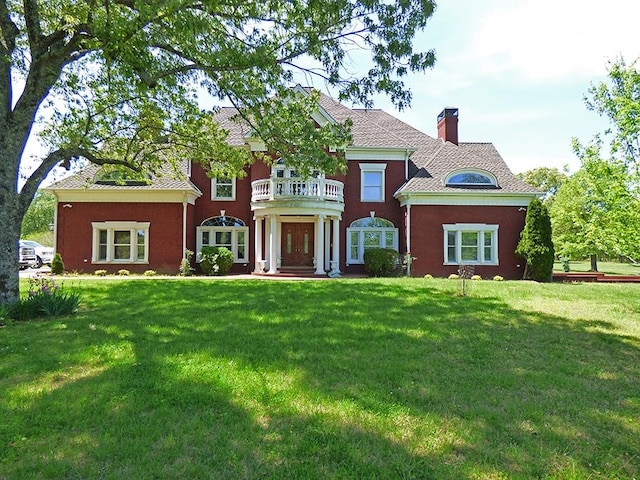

[49,90,538,198]
[47,160,201,193]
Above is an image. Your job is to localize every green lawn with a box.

[2,278,639,479]
[554,260,640,276]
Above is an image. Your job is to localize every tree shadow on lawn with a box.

[2,279,639,479]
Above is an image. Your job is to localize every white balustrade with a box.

[251,177,344,203]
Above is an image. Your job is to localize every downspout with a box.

[182,196,188,259]
[406,200,411,276]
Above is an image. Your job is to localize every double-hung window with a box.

[211,177,236,200]
[443,224,498,265]
[196,216,248,263]
[346,217,398,264]
[359,163,386,202]
[92,221,150,263]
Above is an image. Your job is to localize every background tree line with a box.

[518,57,640,272]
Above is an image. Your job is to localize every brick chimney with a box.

[437,108,459,145]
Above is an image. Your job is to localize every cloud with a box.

[461,0,640,82]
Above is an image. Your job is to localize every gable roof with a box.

[47,90,539,200]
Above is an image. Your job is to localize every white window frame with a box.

[359,163,387,202]
[442,223,499,266]
[211,176,236,200]
[346,227,398,264]
[91,221,150,264]
[196,226,249,263]
[445,169,497,187]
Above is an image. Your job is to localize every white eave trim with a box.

[346,146,416,161]
[394,191,540,207]
[45,187,202,204]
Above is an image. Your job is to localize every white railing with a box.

[251,177,344,202]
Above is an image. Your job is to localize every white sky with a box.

[368,0,640,173]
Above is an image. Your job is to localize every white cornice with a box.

[47,188,202,204]
[395,191,538,207]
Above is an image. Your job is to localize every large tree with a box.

[585,57,640,175]
[550,57,640,271]
[550,140,640,271]
[0,0,437,304]
[516,166,568,205]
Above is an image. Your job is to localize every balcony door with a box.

[281,223,314,267]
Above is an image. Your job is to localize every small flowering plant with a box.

[6,274,81,321]
[28,275,61,297]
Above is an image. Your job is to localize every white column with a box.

[331,216,341,274]
[315,214,326,275]
[254,216,263,273]
[268,215,278,274]
[324,217,331,271]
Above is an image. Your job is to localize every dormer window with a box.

[445,170,497,188]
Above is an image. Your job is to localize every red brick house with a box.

[46,89,540,278]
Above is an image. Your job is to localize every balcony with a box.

[251,177,344,204]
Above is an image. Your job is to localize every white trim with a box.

[359,163,387,202]
[196,226,249,263]
[346,147,414,161]
[442,223,499,266]
[346,225,398,264]
[211,177,236,201]
[47,189,201,204]
[444,168,498,187]
[91,221,150,264]
[395,192,538,207]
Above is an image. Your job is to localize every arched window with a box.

[346,217,398,264]
[201,216,245,227]
[94,167,152,186]
[445,170,497,188]
[197,216,248,262]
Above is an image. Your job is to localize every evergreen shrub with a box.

[363,248,398,277]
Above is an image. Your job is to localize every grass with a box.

[1,277,639,479]
[554,260,640,276]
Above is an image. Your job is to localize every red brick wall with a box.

[408,204,527,279]
[342,160,406,274]
[55,202,184,274]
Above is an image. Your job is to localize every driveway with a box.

[19,266,51,279]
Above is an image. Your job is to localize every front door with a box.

[281,223,314,267]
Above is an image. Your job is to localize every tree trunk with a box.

[590,253,598,272]
[0,189,22,305]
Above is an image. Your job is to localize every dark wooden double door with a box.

[281,223,314,267]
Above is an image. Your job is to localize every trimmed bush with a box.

[493,275,504,281]
[363,248,399,277]
[117,269,130,276]
[50,253,64,275]
[94,269,107,276]
[199,246,234,276]
[143,270,157,276]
